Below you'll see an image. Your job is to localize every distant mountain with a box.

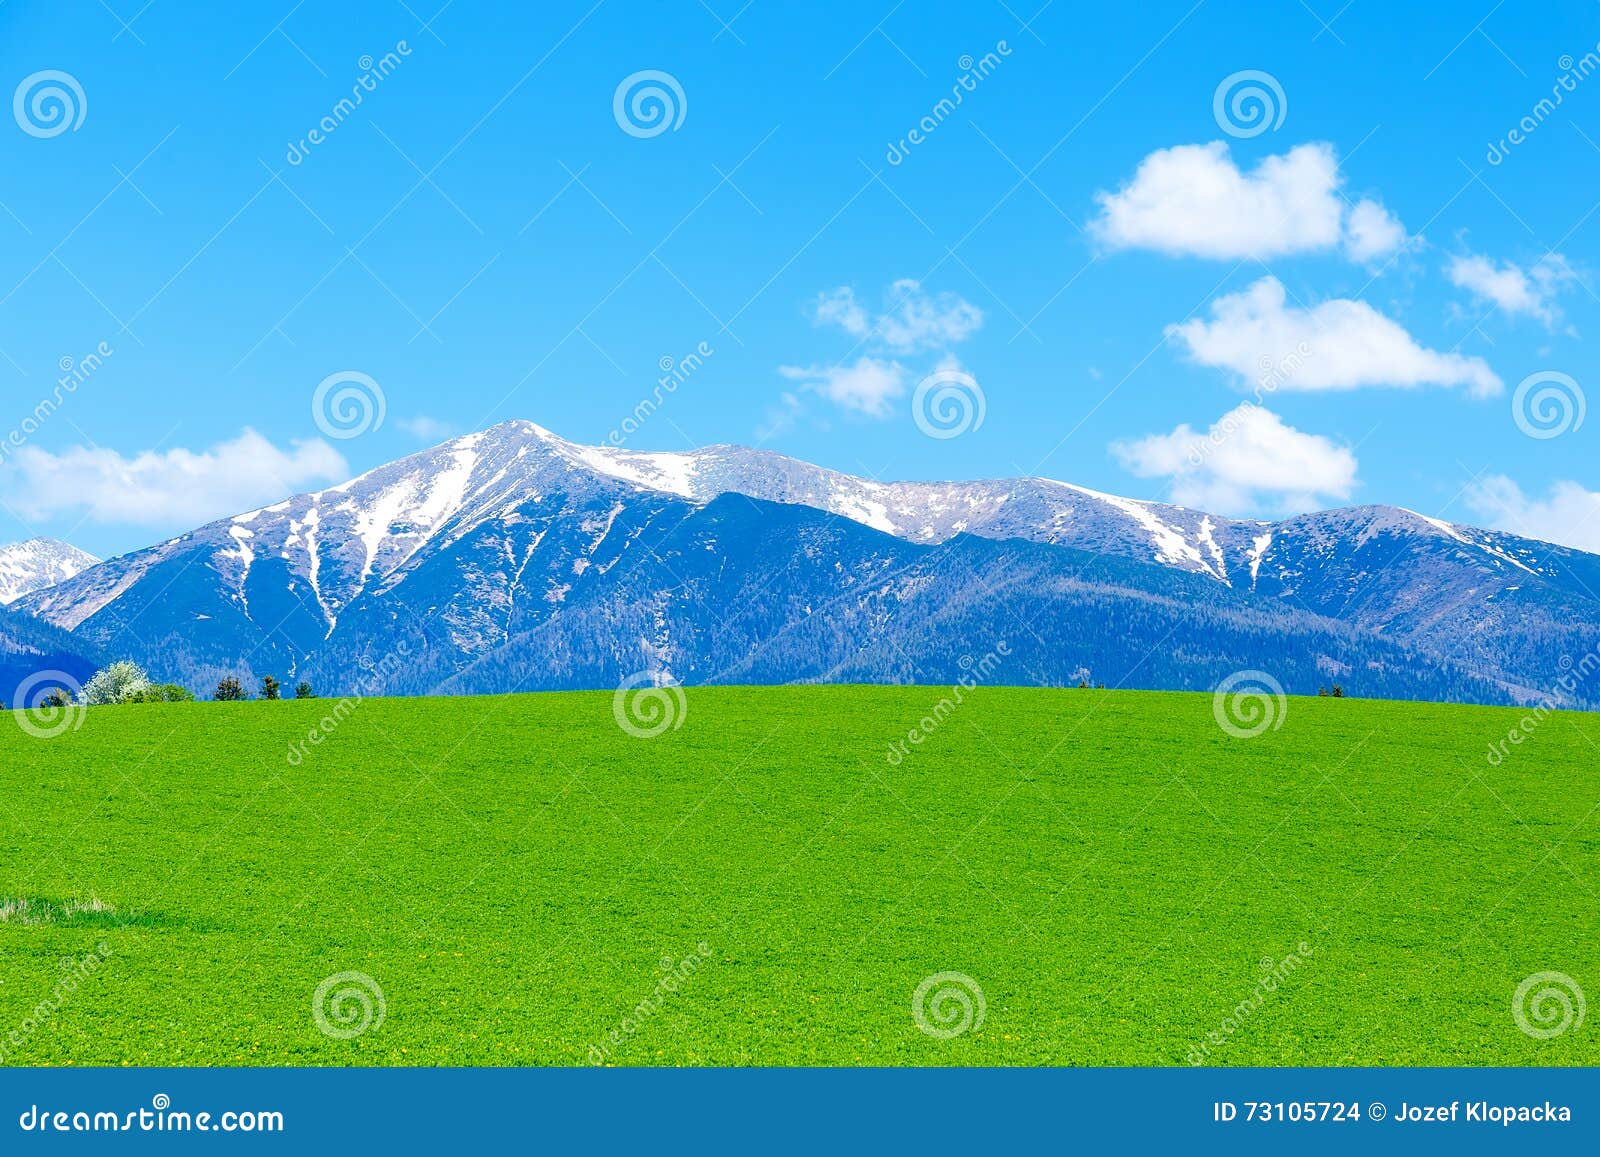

[12,421,1598,706]
[0,538,98,605]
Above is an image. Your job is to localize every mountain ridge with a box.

[8,419,1595,707]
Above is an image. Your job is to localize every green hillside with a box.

[0,685,1594,1066]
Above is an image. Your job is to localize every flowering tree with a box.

[82,660,152,705]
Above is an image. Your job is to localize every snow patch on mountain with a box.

[1247,533,1273,585]
[1050,480,1220,577]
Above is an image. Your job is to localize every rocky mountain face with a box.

[9,420,1596,706]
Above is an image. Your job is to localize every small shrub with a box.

[1331,685,1345,698]
[294,681,314,699]
[126,683,196,704]
[261,675,281,701]
[214,676,245,701]
[82,660,151,706]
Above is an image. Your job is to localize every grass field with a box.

[0,684,1595,1066]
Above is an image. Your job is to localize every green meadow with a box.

[0,685,1594,1066]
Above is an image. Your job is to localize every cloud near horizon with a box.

[779,279,983,425]
[1,429,349,528]
[1168,276,1502,397]
[1465,476,1600,555]
[1111,402,1358,515]
[777,356,908,418]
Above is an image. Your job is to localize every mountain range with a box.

[3,419,1595,708]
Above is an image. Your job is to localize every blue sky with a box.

[1,0,1598,558]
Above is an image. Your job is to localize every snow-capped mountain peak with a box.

[0,538,99,605]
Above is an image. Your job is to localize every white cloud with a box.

[1344,199,1409,263]
[2,429,348,527]
[1446,252,1575,327]
[1110,402,1358,515]
[810,279,983,353]
[1169,276,1502,397]
[813,287,869,337]
[1090,141,1410,262]
[778,356,908,418]
[1464,476,1600,554]
[396,415,453,441]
